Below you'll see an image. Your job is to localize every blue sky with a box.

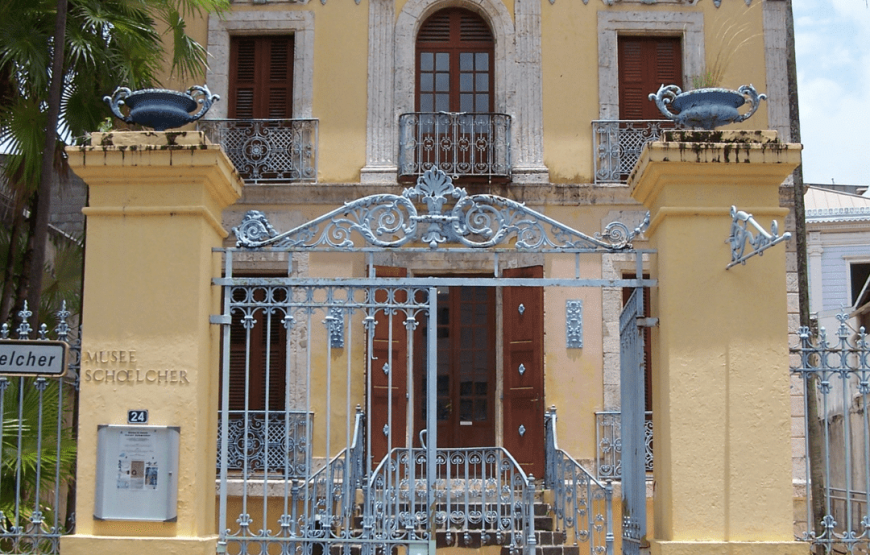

[794,0,870,186]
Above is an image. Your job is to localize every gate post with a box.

[61,132,242,555]
[628,131,805,555]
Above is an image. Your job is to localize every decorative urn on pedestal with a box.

[648,84,767,130]
[103,85,219,131]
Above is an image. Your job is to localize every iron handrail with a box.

[545,408,614,555]
[366,446,535,554]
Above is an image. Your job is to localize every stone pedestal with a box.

[61,131,242,555]
[628,131,806,555]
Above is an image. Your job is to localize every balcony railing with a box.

[595,410,653,481]
[592,120,672,184]
[398,112,511,179]
[217,410,310,477]
[198,119,318,184]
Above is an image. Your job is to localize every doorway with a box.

[416,285,496,448]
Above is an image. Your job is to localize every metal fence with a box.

[198,119,318,184]
[398,112,511,179]
[594,411,653,481]
[216,410,311,477]
[545,408,614,555]
[792,313,870,554]
[0,303,79,555]
[592,120,672,184]
[369,447,535,551]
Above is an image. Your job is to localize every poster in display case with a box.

[94,425,180,521]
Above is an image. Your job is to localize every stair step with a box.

[501,547,580,555]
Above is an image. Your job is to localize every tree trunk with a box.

[26,0,69,326]
[784,0,826,542]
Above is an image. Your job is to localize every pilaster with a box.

[61,131,242,555]
[361,0,398,183]
[629,130,806,555]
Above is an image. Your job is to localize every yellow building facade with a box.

[61,1,806,555]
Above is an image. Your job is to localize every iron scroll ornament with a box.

[233,168,649,251]
[648,84,767,130]
[104,85,219,131]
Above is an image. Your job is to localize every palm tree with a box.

[0,0,230,325]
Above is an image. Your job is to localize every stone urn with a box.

[104,85,219,131]
[648,84,767,130]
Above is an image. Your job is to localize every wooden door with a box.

[370,267,409,465]
[502,266,545,477]
[415,285,496,448]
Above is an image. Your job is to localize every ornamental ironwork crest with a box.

[233,168,648,251]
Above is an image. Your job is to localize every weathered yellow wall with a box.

[61,132,242,555]
[541,2,769,183]
[630,131,805,553]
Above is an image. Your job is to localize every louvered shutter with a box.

[622,281,652,413]
[229,36,294,119]
[502,266,545,476]
[618,37,682,120]
[224,292,287,413]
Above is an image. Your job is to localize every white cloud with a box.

[794,0,870,185]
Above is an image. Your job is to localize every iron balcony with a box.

[398,112,511,180]
[592,120,673,184]
[198,118,318,184]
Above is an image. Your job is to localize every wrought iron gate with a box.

[619,288,646,555]
[214,168,652,555]
[792,313,870,554]
[0,303,79,555]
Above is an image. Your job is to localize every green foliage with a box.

[0,377,77,531]
[0,0,228,322]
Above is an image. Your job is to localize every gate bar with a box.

[427,286,437,555]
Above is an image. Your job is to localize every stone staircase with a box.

[327,489,579,555]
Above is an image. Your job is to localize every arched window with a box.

[416,8,494,114]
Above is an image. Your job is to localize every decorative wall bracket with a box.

[726,206,791,270]
[566,300,583,349]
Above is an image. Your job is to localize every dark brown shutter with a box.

[229,36,294,119]
[369,267,409,466]
[502,266,545,477]
[618,37,682,120]
[224,290,287,412]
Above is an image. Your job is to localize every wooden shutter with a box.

[229,36,294,119]
[618,37,682,120]
[369,267,409,466]
[224,292,287,412]
[502,266,545,477]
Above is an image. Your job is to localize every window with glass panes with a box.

[416,8,494,113]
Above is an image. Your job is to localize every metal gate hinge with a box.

[210,315,231,325]
[636,317,659,328]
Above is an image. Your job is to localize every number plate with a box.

[127,410,148,424]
